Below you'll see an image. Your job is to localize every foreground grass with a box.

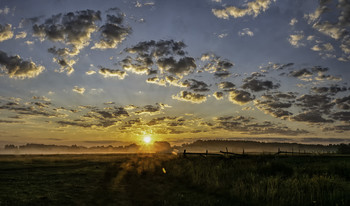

[0,154,349,205]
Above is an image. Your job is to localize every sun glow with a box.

[143,136,152,144]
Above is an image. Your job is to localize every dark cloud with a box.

[263,62,294,70]
[213,91,224,100]
[0,103,60,118]
[99,67,126,79]
[33,10,101,51]
[0,50,45,79]
[146,116,177,126]
[121,56,152,75]
[228,89,255,105]
[92,11,131,49]
[311,86,347,94]
[134,103,165,115]
[275,92,297,99]
[334,95,350,110]
[214,115,308,136]
[291,111,333,123]
[214,71,231,78]
[57,119,118,128]
[242,79,280,92]
[201,56,234,78]
[121,40,195,77]
[255,95,293,119]
[125,40,186,57]
[296,94,334,113]
[157,57,196,76]
[218,81,235,90]
[172,91,207,104]
[0,24,13,42]
[182,79,210,92]
[0,119,24,124]
[289,68,313,78]
[323,124,350,133]
[89,106,129,119]
[52,57,75,75]
[330,112,350,122]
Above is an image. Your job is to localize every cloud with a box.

[0,6,10,15]
[242,79,280,92]
[213,91,224,100]
[172,91,207,104]
[92,12,131,49]
[146,76,166,86]
[182,79,210,92]
[121,56,152,75]
[98,67,126,79]
[134,103,165,115]
[25,41,34,45]
[289,18,298,26]
[238,28,254,37]
[212,0,274,19]
[57,120,117,128]
[323,124,350,133]
[48,47,79,57]
[0,24,13,42]
[302,0,350,61]
[288,32,305,48]
[286,66,340,82]
[125,40,186,57]
[214,115,308,135]
[289,68,313,78]
[218,33,228,38]
[0,102,60,118]
[120,40,195,77]
[201,56,234,78]
[0,119,24,124]
[157,57,196,76]
[32,96,51,101]
[296,94,334,113]
[330,112,350,122]
[86,70,96,75]
[254,94,294,119]
[334,95,350,110]
[311,43,334,52]
[0,50,45,79]
[311,86,347,95]
[146,116,177,126]
[52,57,76,75]
[228,89,255,105]
[15,31,27,39]
[33,10,101,52]
[218,81,235,90]
[291,111,333,123]
[72,86,85,94]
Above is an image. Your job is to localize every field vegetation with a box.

[0,154,349,205]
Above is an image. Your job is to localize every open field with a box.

[0,154,349,206]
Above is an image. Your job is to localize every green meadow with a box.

[0,154,349,206]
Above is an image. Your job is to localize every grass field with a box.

[0,154,349,206]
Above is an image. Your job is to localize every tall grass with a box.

[163,156,350,206]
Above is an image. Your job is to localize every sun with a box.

[143,136,152,144]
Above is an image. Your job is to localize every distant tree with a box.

[337,143,350,154]
[4,144,18,150]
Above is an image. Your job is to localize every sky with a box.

[0,0,350,147]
